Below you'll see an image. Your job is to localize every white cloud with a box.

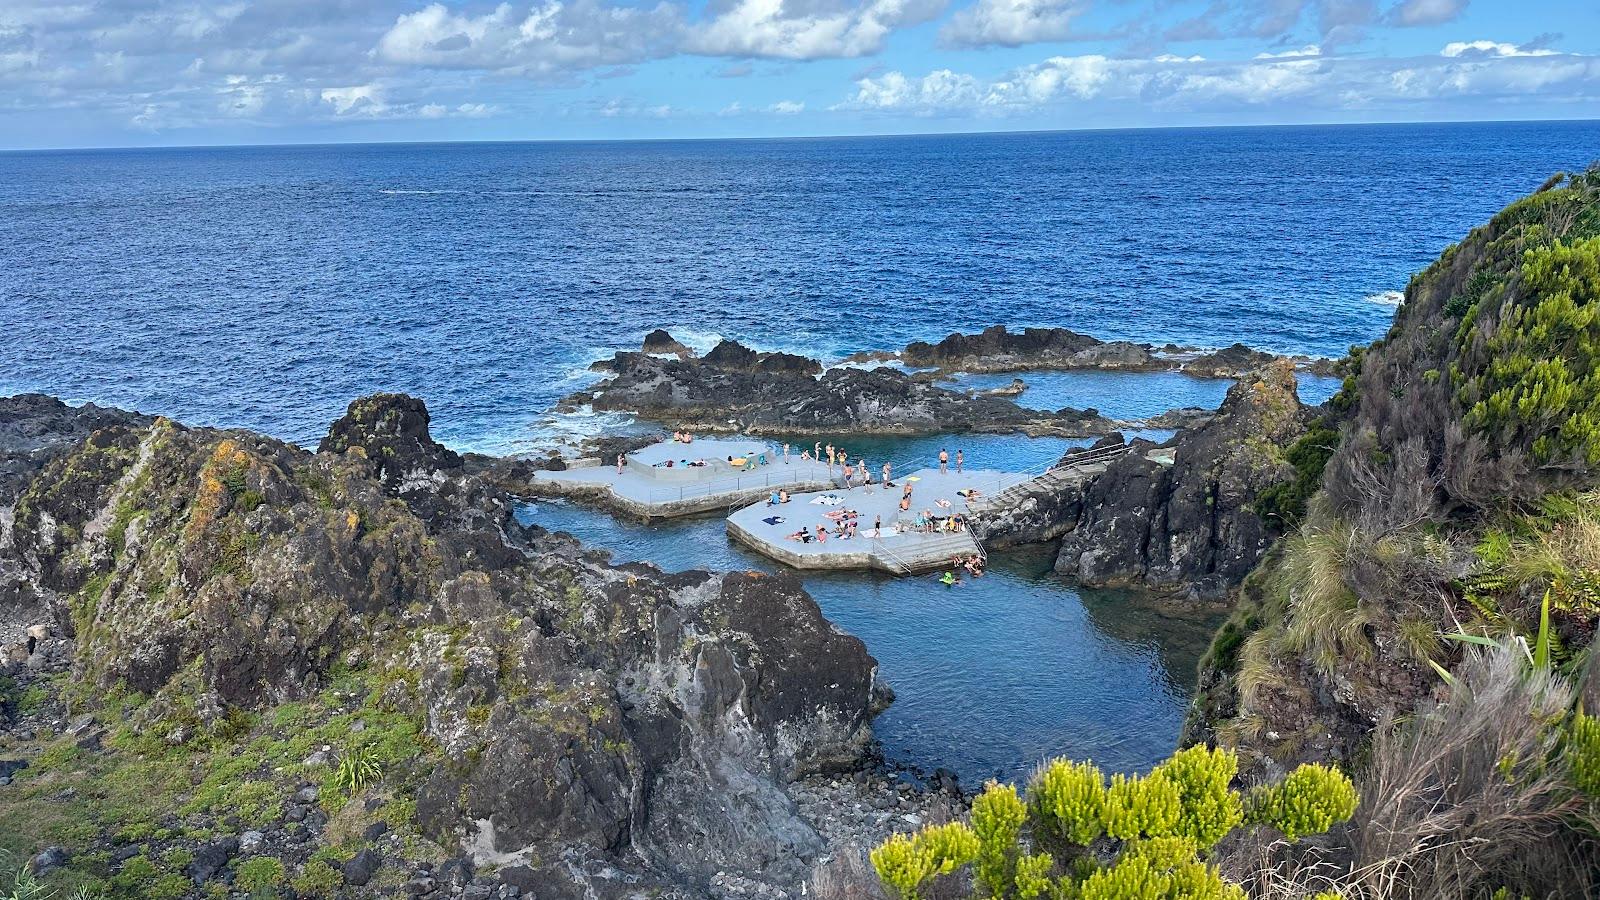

[768,99,805,113]
[321,83,384,115]
[843,45,1600,114]
[1256,44,1321,59]
[375,1,681,72]
[1440,39,1557,59]
[939,0,1087,49]
[685,0,943,60]
[846,68,983,111]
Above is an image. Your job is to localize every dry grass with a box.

[1230,643,1600,900]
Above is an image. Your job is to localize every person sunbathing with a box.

[778,489,790,503]
[898,496,911,512]
[816,526,828,544]
[787,527,810,542]
[768,491,781,506]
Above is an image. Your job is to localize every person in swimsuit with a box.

[939,449,949,474]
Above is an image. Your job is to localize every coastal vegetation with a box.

[869,746,1356,899]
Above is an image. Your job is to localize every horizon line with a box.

[4,114,1598,155]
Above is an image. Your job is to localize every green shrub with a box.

[1253,425,1340,527]
[1150,745,1244,848]
[289,860,343,898]
[1567,712,1600,796]
[1029,758,1106,846]
[971,782,1027,896]
[871,748,1357,899]
[329,743,384,800]
[869,822,981,900]
[233,857,286,895]
[1246,763,1359,840]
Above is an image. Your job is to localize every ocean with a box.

[4,120,1597,454]
[5,119,1597,784]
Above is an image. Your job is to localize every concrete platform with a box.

[528,437,839,520]
[726,468,1033,574]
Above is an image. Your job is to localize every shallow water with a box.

[518,498,1222,786]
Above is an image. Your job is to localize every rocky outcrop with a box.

[570,349,1114,437]
[642,329,692,357]
[1,392,883,896]
[701,339,823,376]
[1054,363,1310,601]
[1178,343,1280,379]
[900,325,1159,373]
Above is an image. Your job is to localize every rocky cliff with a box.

[1186,167,1600,783]
[0,394,885,898]
[1054,363,1314,601]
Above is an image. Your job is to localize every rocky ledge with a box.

[0,392,923,898]
[842,325,1338,379]
[567,336,1114,437]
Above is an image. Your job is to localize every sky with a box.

[0,0,1596,148]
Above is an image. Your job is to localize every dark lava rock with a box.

[641,328,692,357]
[0,759,28,780]
[1180,343,1280,378]
[362,820,389,841]
[1055,362,1309,600]
[4,392,884,896]
[319,392,463,493]
[571,350,1111,436]
[343,849,382,887]
[28,847,67,876]
[702,339,823,376]
[902,325,1159,373]
[187,836,240,883]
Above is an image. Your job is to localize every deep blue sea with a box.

[4,120,1598,453]
[5,120,1598,785]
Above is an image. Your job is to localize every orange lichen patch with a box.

[183,441,248,540]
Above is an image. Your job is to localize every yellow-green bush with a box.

[1246,763,1359,841]
[1029,759,1107,846]
[870,822,981,900]
[972,781,1028,896]
[871,748,1356,899]
[1568,712,1600,796]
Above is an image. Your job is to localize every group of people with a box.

[672,431,695,443]
[783,507,888,543]
[939,555,985,585]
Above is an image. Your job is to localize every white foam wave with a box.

[1364,290,1404,306]
[525,405,643,451]
[653,326,726,356]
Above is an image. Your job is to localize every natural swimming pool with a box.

[516,497,1223,788]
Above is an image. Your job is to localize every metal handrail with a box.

[644,467,819,503]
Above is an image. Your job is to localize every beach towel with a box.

[810,494,844,506]
[762,516,784,525]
